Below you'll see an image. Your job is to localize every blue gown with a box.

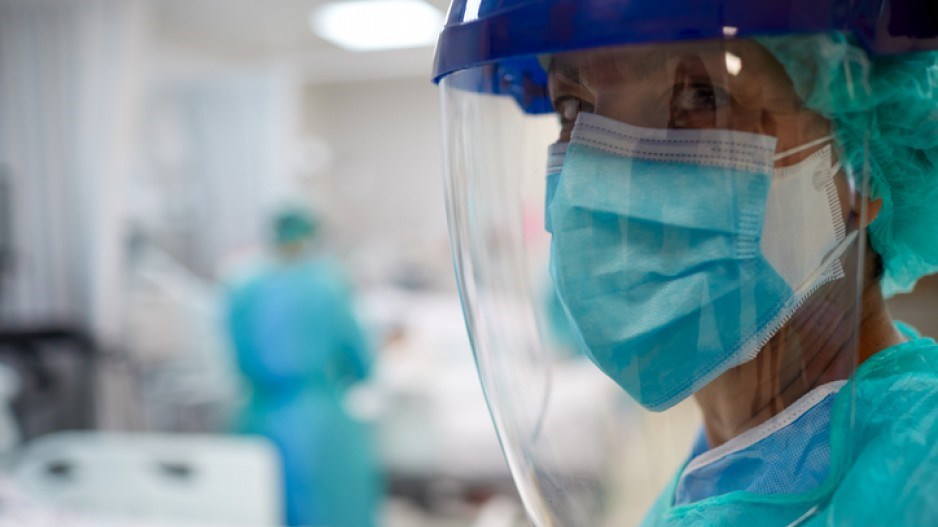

[226,257,379,527]
[642,327,938,526]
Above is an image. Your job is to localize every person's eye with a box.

[671,83,728,112]
[669,83,729,128]
[553,96,594,126]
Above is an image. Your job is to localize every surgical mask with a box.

[674,380,846,504]
[545,112,853,411]
[544,141,567,233]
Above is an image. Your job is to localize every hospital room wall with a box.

[298,77,453,290]
[142,57,453,292]
[139,60,300,280]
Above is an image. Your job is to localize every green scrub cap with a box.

[273,207,318,246]
[759,33,938,296]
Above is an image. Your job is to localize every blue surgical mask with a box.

[674,380,846,504]
[545,112,853,411]
[544,141,566,233]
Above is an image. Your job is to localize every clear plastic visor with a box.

[440,34,873,526]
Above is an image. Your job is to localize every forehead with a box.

[548,40,780,87]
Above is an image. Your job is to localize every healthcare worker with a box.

[226,208,379,527]
[432,1,938,525]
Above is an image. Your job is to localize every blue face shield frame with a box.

[433,0,938,113]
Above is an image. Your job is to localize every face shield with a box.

[435,2,938,525]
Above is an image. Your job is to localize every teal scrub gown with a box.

[642,327,938,526]
[226,257,379,527]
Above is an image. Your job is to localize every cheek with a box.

[559,125,573,143]
[724,108,765,135]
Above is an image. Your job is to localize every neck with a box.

[693,279,902,448]
[278,242,309,261]
[857,281,904,363]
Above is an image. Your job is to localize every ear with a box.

[864,197,883,227]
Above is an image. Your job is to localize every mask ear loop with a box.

[773,135,834,161]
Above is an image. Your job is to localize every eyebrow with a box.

[627,48,670,78]
[549,47,695,87]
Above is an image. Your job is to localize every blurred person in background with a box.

[225,207,379,527]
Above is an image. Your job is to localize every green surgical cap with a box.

[759,33,938,296]
[273,208,317,246]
